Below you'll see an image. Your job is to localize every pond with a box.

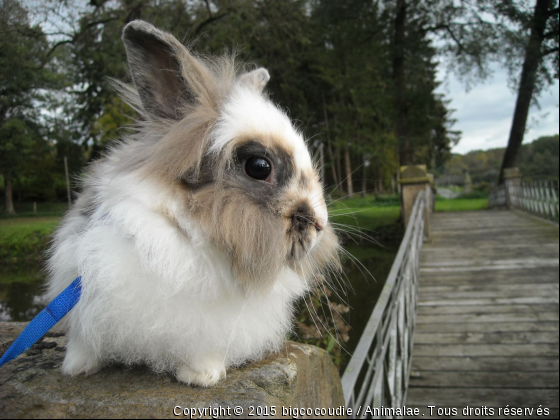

[0,266,47,322]
[338,241,400,359]
[0,239,400,369]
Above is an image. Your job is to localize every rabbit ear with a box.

[238,68,270,93]
[122,20,201,120]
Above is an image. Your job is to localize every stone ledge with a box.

[0,323,344,419]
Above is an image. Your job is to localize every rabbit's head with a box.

[120,21,339,291]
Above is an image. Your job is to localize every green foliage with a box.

[29,0,461,198]
[0,0,68,211]
[488,0,559,98]
[0,0,50,124]
[519,135,560,181]
[459,190,489,200]
[437,134,559,185]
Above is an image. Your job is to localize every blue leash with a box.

[0,276,82,368]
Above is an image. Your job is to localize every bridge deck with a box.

[406,210,559,418]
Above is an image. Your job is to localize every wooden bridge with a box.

[342,172,559,419]
[407,210,559,418]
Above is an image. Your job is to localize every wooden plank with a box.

[421,258,559,268]
[415,321,559,334]
[419,283,558,294]
[409,371,559,389]
[413,343,558,357]
[419,276,558,286]
[418,287,559,300]
[412,356,559,372]
[416,312,559,324]
[417,304,559,316]
[405,388,559,407]
[427,238,560,247]
[420,261,559,272]
[419,272,559,286]
[413,331,559,345]
[419,296,559,306]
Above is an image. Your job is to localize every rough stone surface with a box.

[0,323,345,418]
[399,165,431,229]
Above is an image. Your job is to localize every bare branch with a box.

[36,15,121,70]
[542,46,560,57]
[204,0,213,17]
[193,11,231,37]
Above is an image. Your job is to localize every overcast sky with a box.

[437,63,559,155]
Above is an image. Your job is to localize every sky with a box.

[437,63,559,155]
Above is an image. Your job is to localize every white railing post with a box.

[504,167,522,210]
[489,169,559,224]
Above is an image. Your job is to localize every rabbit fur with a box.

[45,20,340,387]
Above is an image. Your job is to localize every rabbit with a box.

[45,20,340,387]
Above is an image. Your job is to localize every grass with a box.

[0,217,61,264]
[435,198,489,212]
[328,195,402,239]
[0,202,68,219]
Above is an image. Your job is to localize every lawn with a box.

[435,198,489,212]
[328,195,402,238]
[0,217,61,264]
[0,202,68,219]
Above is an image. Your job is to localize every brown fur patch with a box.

[188,184,286,291]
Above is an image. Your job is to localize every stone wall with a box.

[0,323,345,419]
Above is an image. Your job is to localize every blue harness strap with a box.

[0,276,82,368]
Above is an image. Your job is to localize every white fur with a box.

[46,81,319,387]
[210,86,314,172]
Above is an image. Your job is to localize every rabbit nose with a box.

[315,220,325,232]
[291,203,314,232]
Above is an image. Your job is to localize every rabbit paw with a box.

[176,361,226,387]
[62,339,105,376]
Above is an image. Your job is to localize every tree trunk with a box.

[335,145,343,195]
[344,144,353,197]
[4,174,15,214]
[361,154,367,197]
[377,165,384,193]
[498,0,550,185]
[393,0,412,166]
[322,93,339,188]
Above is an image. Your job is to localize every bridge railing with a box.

[341,191,427,417]
[489,184,507,208]
[490,180,559,223]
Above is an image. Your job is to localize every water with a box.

[0,266,46,322]
[339,241,400,358]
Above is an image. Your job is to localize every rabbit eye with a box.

[245,156,272,181]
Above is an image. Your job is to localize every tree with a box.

[497,0,559,184]
[0,0,53,213]
[38,0,460,198]
[389,0,501,167]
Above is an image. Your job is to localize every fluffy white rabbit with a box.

[46,20,340,387]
